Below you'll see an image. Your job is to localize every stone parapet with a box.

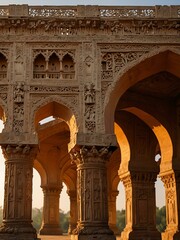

[0,5,179,18]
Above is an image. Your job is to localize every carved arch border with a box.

[30,94,80,135]
[0,97,8,128]
[104,46,180,133]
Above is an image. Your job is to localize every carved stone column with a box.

[120,172,161,240]
[0,144,38,240]
[39,185,62,235]
[108,190,120,235]
[67,190,78,234]
[70,145,116,240]
[160,171,180,240]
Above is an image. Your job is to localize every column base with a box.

[71,234,116,240]
[71,224,116,240]
[0,221,37,240]
[39,224,62,235]
[162,228,180,240]
[0,234,40,240]
[109,224,120,235]
[120,227,161,240]
[68,223,77,234]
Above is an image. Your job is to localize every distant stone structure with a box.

[0,4,179,240]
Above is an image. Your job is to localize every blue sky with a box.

[0,0,179,5]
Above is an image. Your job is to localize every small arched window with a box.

[33,54,46,78]
[0,53,7,79]
[62,54,75,79]
[48,53,60,79]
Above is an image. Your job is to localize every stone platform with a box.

[38,235,70,240]
[38,235,120,240]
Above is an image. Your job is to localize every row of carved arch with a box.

[33,52,75,80]
[0,51,75,80]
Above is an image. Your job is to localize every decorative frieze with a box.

[30,85,79,93]
[0,18,179,37]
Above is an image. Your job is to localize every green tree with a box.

[60,210,70,233]
[116,206,166,233]
[156,206,166,232]
[32,208,42,232]
[116,209,126,232]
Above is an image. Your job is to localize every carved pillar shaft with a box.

[0,144,38,240]
[120,172,161,240]
[108,190,120,235]
[70,145,116,239]
[67,190,78,234]
[40,185,62,235]
[160,171,180,240]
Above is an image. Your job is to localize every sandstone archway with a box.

[32,101,78,235]
[106,48,180,240]
[105,48,180,133]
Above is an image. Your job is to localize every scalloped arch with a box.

[104,47,180,133]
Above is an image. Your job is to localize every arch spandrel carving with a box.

[104,47,180,134]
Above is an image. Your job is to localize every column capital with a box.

[41,184,63,194]
[1,144,38,162]
[120,171,157,185]
[70,145,116,165]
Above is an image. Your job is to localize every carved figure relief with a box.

[85,56,93,75]
[14,83,24,103]
[84,83,96,132]
[84,83,95,104]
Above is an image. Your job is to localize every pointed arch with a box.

[34,159,47,186]
[33,53,46,78]
[32,97,79,150]
[104,47,180,133]
[0,52,7,79]
[123,107,173,173]
[62,53,75,79]
[114,122,130,175]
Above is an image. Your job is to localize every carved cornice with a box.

[0,5,179,37]
[0,17,179,37]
